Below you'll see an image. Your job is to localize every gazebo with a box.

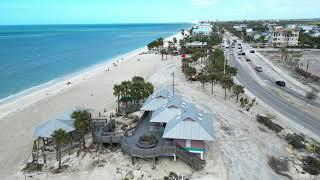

[31,107,94,164]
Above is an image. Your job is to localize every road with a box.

[225,37,320,139]
[241,48,320,108]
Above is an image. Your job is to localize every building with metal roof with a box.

[163,110,215,141]
[149,95,186,123]
[140,89,173,112]
[33,107,94,138]
[141,89,215,159]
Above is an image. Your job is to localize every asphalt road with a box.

[243,54,320,108]
[227,47,320,139]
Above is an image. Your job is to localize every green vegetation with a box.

[256,115,284,133]
[22,162,43,173]
[285,133,306,149]
[51,128,70,169]
[147,37,164,50]
[302,156,320,175]
[232,85,245,102]
[113,76,154,114]
[299,33,320,48]
[71,110,91,149]
[239,97,256,111]
[268,156,290,179]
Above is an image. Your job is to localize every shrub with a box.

[257,115,284,133]
[285,133,306,149]
[22,162,43,173]
[268,156,291,179]
[268,156,289,173]
[302,156,320,175]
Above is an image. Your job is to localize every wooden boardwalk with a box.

[94,112,205,170]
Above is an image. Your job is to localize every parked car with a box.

[276,81,286,87]
[229,52,233,55]
[255,66,263,72]
[250,50,255,53]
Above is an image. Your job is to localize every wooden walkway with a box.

[94,112,205,170]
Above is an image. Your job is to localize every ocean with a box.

[0,23,191,103]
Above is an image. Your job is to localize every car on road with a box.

[238,51,245,55]
[255,66,263,72]
[276,81,286,87]
[245,57,250,62]
[250,50,255,53]
[229,52,233,55]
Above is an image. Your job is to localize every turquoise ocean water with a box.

[0,23,191,103]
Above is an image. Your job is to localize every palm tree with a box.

[113,84,123,112]
[173,37,177,44]
[160,49,167,60]
[52,129,69,169]
[220,76,234,101]
[71,110,91,149]
[232,85,245,102]
[157,37,164,50]
[181,29,185,36]
[121,81,132,108]
[198,74,208,87]
[209,72,220,94]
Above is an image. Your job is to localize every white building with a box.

[192,23,212,36]
[186,41,208,49]
[269,28,300,47]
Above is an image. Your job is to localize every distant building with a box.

[246,28,253,33]
[192,23,212,36]
[233,24,247,32]
[311,31,320,37]
[186,41,207,49]
[269,28,300,47]
[299,25,316,33]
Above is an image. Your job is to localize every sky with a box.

[0,0,319,25]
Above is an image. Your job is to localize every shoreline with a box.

[0,33,180,120]
[0,31,183,178]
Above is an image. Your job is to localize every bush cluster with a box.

[256,115,284,133]
[302,156,320,175]
[285,133,306,149]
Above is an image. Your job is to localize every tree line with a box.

[113,76,154,113]
[147,37,164,50]
[181,48,256,110]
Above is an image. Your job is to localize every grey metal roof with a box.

[150,96,197,124]
[33,106,94,138]
[162,108,215,141]
[33,119,75,138]
[140,89,173,111]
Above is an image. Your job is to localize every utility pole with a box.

[172,72,175,94]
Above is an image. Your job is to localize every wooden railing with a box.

[121,139,205,170]
[175,144,205,170]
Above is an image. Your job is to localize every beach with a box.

[0,33,183,178]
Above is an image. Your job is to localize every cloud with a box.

[192,0,220,6]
